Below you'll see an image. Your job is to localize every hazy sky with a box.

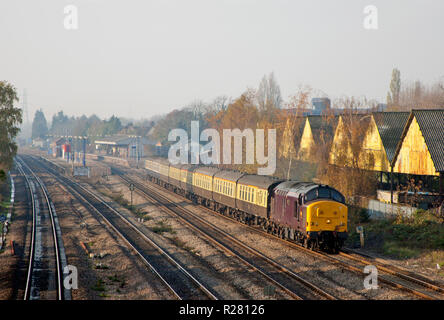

[1,0,443,122]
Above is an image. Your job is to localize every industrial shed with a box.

[360,112,410,172]
[392,110,444,197]
[328,112,410,173]
[392,110,444,176]
[329,114,372,168]
[297,115,337,162]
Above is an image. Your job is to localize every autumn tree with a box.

[206,89,260,173]
[0,81,22,179]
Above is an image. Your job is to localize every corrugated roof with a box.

[412,110,444,172]
[306,115,338,144]
[372,112,410,163]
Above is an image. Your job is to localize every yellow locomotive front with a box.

[303,187,348,252]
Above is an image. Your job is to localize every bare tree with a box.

[256,72,282,121]
[278,85,312,179]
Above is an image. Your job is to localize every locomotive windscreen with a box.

[304,187,345,204]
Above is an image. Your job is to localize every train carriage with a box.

[213,170,244,210]
[168,163,183,190]
[236,175,283,220]
[145,159,159,176]
[192,167,220,204]
[143,157,348,252]
[158,159,170,185]
[180,164,197,196]
[145,157,170,186]
[145,158,165,181]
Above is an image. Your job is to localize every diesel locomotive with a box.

[145,158,348,252]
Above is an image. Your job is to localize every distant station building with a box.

[284,97,332,116]
[94,135,153,158]
[49,137,66,157]
[311,98,331,115]
[32,137,47,149]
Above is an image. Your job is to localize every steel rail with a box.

[120,165,443,300]
[16,157,64,300]
[339,249,444,295]
[32,155,217,300]
[115,170,337,300]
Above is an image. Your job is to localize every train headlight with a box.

[326,219,331,224]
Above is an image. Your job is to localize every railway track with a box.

[114,165,444,300]
[112,167,337,300]
[338,249,444,296]
[15,156,70,300]
[27,155,217,300]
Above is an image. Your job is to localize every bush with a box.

[358,208,370,223]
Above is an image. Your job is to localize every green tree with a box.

[0,81,22,176]
[102,115,122,135]
[151,109,196,144]
[32,109,48,139]
[50,111,69,135]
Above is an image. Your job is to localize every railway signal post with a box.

[129,183,135,209]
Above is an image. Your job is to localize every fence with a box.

[352,196,417,219]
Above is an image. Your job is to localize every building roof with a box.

[94,135,153,146]
[306,115,338,144]
[372,112,410,163]
[412,110,444,172]
[50,138,66,146]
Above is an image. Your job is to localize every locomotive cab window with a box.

[304,187,345,203]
